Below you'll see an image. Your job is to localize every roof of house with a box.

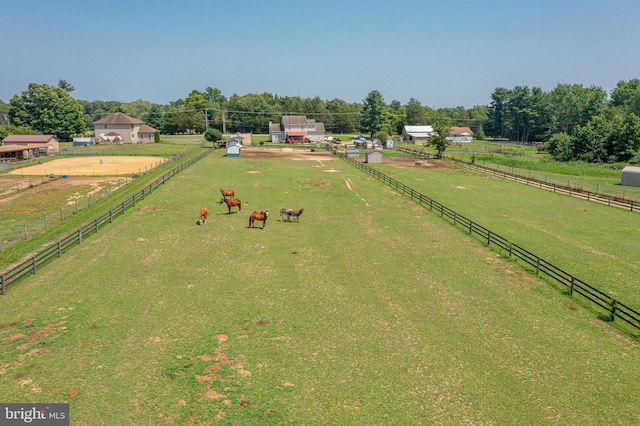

[2,135,60,144]
[138,124,158,134]
[270,123,282,133]
[282,115,316,125]
[448,126,474,135]
[94,112,144,125]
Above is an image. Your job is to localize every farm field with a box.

[370,159,640,309]
[0,150,639,424]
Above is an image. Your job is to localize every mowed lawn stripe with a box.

[0,153,639,424]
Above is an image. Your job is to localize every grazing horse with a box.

[197,206,209,225]
[280,208,304,222]
[220,188,235,199]
[219,197,241,213]
[249,210,269,228]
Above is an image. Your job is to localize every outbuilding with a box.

[621,166,640,188]
[365,150,382,163]
[226,142,241,157]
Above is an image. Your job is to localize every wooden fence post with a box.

[58,241,62,257]
[610,299,617,322]
[487,231,491,246]
[32,257,37,274]
[570,276,575,296]
[1,274,5,295]
[78,229,82,244]
[535,257,540,275]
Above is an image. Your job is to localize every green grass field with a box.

[1,151,639,424]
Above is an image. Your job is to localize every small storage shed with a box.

[365,150,382,163]
[345,149,359,158]
[226,142,241,157]
[621,166,640,187]
[73,137,94,146]
[385,139,394,149]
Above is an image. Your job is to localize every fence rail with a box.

[394,146,637,212]
[340,154,640,334]
[0,148,214,295]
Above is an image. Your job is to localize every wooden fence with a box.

[341,154,640,334]
[0,148,214,295]
[394,147,637,212]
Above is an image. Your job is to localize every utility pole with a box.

[222,110,227,134]
[205,108,208,132]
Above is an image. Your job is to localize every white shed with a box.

[226,142,241,157]
[621,166,640,187]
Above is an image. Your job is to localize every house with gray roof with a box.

[269,115,325,143]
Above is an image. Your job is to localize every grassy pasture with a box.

[370,161,640,309]
[0,152,639,424]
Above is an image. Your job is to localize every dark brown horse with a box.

[220,188,235,199]
[219,198,241,213]
[280,208,304,222]
[197,206,208,225]
[249,210,269,228]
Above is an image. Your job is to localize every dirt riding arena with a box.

[240,147,453,170]
[10,156,167,177]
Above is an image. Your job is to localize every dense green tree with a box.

[484,87,510,139]
[120,99,159,120]
[429,124,450,158]
[57,79,75,93]
[9,83,86,139]
[204,128,223,143]
[325,98,358,133]
[360,90,387,137]
[405,98,424,125]
[389,100,402,111]
[610,79,640,108]
[143,104,165,130]
[548,84,607,136]
[545,132,573,161]
[227,93,274,133]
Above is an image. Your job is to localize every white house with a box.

[402,125,435,144]
[93,112,158,144]
[446,126,474,143]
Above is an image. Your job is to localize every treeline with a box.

[484,79,640,163]
[77,89,488,137]
[4,78,640,164]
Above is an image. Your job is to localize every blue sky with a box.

[2,0,639,108]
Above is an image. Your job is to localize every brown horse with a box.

[220,188,235,199]
[280,208,304,222]
[219,197,241,213]
[197,206,209,225]
[249,210,269,228]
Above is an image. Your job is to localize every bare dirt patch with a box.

[382,158,455,170]
[240,147,335,161]
[0,176,125,204]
